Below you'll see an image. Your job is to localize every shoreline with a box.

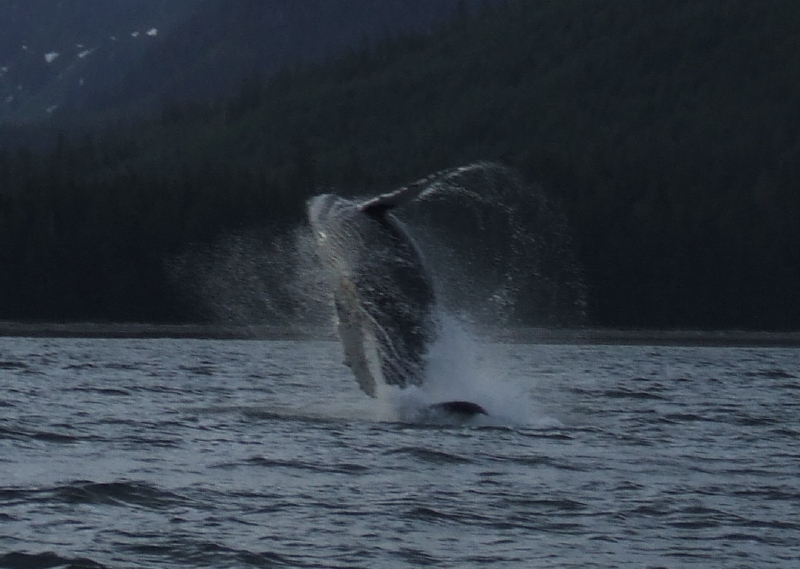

[0,322,332,341]
[1,322,799,347]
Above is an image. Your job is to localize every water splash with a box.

[383,313,562,427]
[401,161,587,328]
[169,227,333,327]
[170,162,583,426]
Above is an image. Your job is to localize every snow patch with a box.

[44,52,60,63]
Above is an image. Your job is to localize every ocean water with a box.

[1,335,798,568]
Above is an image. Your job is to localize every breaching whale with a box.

[307,166,488,419]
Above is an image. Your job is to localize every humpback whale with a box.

[307,166,488,418]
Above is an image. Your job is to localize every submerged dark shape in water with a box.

[428,400,488,417]
[411,399,489,424]
[306,164,487,401]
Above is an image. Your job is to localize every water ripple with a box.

[48,480,188,509]
[2,339,799,569]
[244,456,371,474]
[382,446,472,464]
[0,552,106,569]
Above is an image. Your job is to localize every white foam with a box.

[378,313,559,427]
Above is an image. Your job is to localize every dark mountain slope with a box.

[92,0,483,113]
[0,0,485,122]
[1,0,799,328]
[0,0,199,122]
[211,0,797,328]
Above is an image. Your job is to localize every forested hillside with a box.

[0,0,198,122]
[1,0,479,122]
[1,0,798,329]
[86,0,488,115]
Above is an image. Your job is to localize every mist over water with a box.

[170,163,585,424]
[400,162,587,327]
[173,162,586,326]
[169,226,330,327]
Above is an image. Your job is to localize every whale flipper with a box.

[358,163,486,214]
[334,281,379,397]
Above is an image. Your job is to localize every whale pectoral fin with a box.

[338,320,377,397]
[335,287,378,398]
[358,164,481,214]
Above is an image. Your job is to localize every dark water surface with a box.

[1,337,798,568]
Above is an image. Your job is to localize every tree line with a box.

[1,0,798,329]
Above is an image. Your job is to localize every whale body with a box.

[307,182,438,396]
[307,165,490,419]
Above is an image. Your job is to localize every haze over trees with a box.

[0,0,798,329]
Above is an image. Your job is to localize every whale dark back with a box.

[307,165,499,395]
[307,192,436,393]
